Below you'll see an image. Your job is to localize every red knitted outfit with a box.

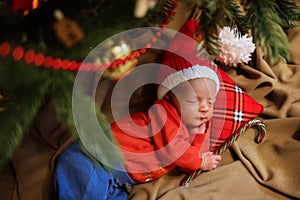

[111,99,210,183]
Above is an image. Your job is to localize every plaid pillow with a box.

[210,69,264,151]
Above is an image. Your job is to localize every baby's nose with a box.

[199,102,209,112]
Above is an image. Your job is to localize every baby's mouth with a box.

[199,116,208,121]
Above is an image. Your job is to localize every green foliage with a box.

[0,0,141,60]
[190,0,248,55]
[144,0,178,26]
[0,58,52,167]
[196,0,219,55]
[242,0,299,65]
[0,0,141,168]
[274,0,300,29]
[0,51,121,169]
[180,0,300,65]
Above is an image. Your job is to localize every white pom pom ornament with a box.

[216,26,255,67]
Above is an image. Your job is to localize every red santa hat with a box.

[157,19,220,99]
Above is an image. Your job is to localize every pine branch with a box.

[0,57,78,168]
[0,90,49,168]
[0,60,52,168]
[275,0,300,29]
[243,0,292,65]
[195,0,246,55]
[144,0,178,26]
[195,0,219,55]
[225,0,249,33]
[0,0,141,61]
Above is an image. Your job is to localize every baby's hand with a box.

[201,152,221,171]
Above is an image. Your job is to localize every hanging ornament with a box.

[134,0,158,18]
[52,9,85,48]
[103,59,138,80]
[96,35,138,79]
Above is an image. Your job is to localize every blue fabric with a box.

[54,142,134,200]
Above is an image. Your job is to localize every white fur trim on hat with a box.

[157,65,220,99]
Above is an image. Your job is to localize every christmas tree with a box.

[0,0,299,169]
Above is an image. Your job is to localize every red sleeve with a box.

[149,100,204,171]
[111,112,154,153]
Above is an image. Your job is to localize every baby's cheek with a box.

[182,103,198,112]
[190,106,200,114]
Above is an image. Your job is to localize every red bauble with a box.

[34,53,44,66]
[52,58,62,69]
[24,49,35,64]
[12,46,24,61]
[44,56,53,68]
[0,42,10,57]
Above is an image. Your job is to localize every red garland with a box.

[0,1,177,72]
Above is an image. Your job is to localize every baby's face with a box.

[166,78,217,131]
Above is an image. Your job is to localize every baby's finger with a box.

[214,155,222,161]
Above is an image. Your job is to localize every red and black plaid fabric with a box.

[210,69,264,151]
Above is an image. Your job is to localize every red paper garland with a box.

[0,1,177,72]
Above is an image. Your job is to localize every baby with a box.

[111,64,222,183]
[111,19,222,183]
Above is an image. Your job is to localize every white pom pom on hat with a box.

[215,26,255,67]
[157,19,220,99]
